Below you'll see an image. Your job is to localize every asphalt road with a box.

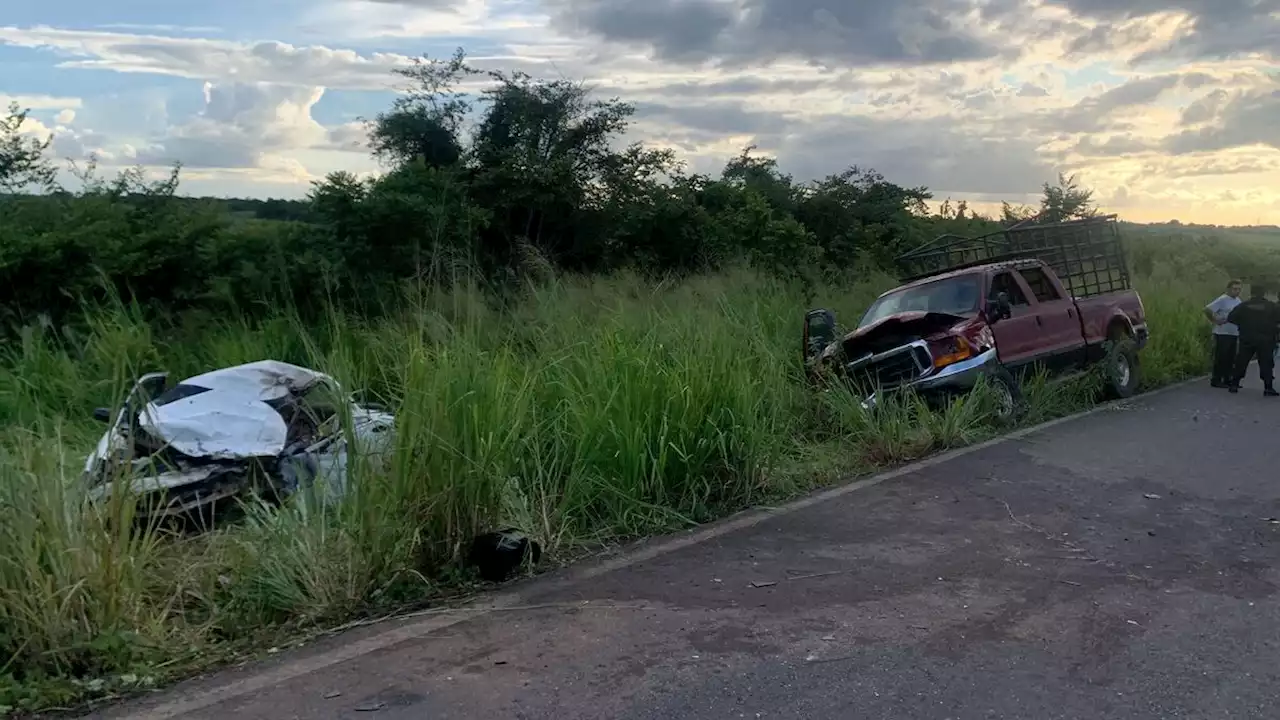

[100,376,1280,720]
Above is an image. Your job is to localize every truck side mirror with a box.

[92,407,112,423]
[986,292,1013,324]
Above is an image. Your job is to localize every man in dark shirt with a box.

[1227,283,1280,396]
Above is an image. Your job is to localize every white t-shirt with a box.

[1206,294,1241,336]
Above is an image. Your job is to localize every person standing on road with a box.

[1204,279,1243,388]
[1226,282,1280,396]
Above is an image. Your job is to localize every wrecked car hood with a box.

[847,311,968,342]
[842,311,970,357]
[139,360,332,460]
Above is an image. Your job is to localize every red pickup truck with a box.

[804,215,1148,417]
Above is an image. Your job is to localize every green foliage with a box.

[367,48,473,169]
[0,102,57,193]
[1039,172,1098,223]
[0,52,956,326]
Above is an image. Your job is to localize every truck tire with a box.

[1102,335,1141,399]
[987,366,1023,424]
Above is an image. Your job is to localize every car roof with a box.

[879,259,1045,298]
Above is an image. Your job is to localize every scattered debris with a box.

[747,569,849,589]
[805,654,858,665]
[785,570,848,582]
[83,360,395,529]
[468,528,542,582]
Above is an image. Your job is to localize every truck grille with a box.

[846,344,931,390]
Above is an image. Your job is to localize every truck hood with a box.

[842,311,970,358]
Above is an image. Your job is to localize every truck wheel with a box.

[1103,336,1141,399]
[987,366,1023,424]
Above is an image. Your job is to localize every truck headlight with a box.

[931,335,973,369]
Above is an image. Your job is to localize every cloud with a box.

[301,0,539,40]
[776,117,1056,196]
[1073,134,1157,157]
[0,94,82,111]
[1038,73,1193,134]
[10,109,115,164]
[553,0,1011,67]
[1179,88,1228,125]
[0,26,413,90]
[327,121,370,152]
[357,0,463,7]
[1046,0,1280,61]
[1159,154,1280,178]
[132,82,366,179]
[627,96,1054,195]
[96,23,224,34]
[552,0,1277,75]
[1164,86,1280,154]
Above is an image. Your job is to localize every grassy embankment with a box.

[0,261,1222,713]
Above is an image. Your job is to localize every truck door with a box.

[1015,266,1088,371]
[987,271,1038,368]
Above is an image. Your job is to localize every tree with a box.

[468,70,638,271]
[794,166,932,268]
[720,146,796,215]
[4,42,1045,326]
[1039,172,1097,223]
[0,102,57,193]
[1000,200,1036,224]
[367,48,475,169]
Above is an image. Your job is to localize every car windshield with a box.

[858,275,982,328]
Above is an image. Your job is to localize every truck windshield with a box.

[858,275,981,328]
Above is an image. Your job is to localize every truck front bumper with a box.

[860,347,1004,410]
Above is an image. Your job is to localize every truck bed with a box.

[1074,288,1148,350]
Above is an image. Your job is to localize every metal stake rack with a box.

[895,214,1131,298]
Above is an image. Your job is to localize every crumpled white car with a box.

[83,360,395,524]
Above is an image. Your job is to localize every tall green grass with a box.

[0,267,1216,713]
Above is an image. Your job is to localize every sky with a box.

[2,0,1278,225]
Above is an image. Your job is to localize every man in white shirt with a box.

[1204,279,1243,388]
